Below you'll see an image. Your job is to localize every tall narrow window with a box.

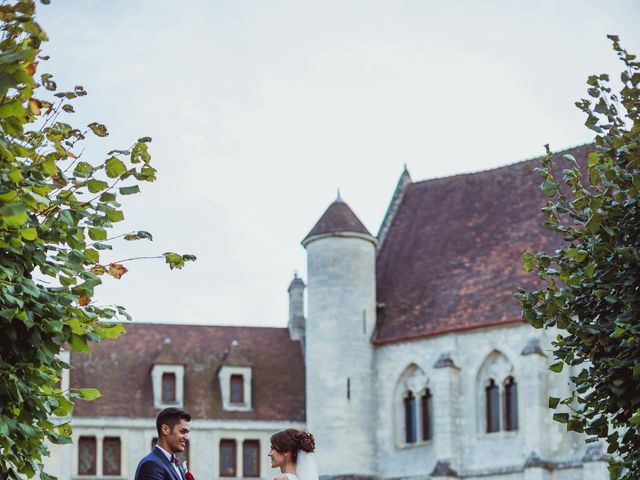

[162,372,176,403]
[486,379,500,433]
[230,374,244,403]
[421,389,433,441]
[78,436,97,476]
[220,439,237,477]
[404,392,417,443]
[504,376,518,431]
[243,440,260,477]
[103,437,121,476]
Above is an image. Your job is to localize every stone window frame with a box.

[220,439,237,477]
[77,436,97,476]
[395,364,433,448]
[476,350,519,435]
[102,436,122,476]
[151,364,185,409]
[77,434,124,477]
[242,440,261,477]
[219,366,252,412]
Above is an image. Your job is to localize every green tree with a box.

[517,36,639,478]
[0,1,194,478]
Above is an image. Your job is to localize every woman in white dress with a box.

[269,429,318,480]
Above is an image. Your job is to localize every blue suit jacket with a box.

[134,447,185,480]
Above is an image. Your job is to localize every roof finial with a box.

[293,270,298,278]
[336,188,341,201]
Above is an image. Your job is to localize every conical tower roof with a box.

[288,272,305,291]
[302,197,373,246]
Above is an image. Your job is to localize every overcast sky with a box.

[37,1,639,328]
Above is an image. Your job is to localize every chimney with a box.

[288,273,306,341]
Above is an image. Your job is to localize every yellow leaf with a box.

[107,263,128,279]
[28,98,41,115]
[89,265,106,276]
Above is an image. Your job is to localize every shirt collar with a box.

[155,444,174,462]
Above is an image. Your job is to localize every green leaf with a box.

[87,179,108,193]
[73,161,94,178]
[98,323,125,340]
[68,334,90,353]
[21,227,37,241]
[587,151,600,168]
[106,209,124,222]
[163,252,196,270]
[119,185,140,195]
[540,179,559,197]
[87,122,108,137]
[124,230,153,241]
[552,413,569,424]
[42,159,59,177]
[548,397,560,408]
[549,362,564,373]
[88,227,107,241]
[522,251,534,272]
[79,388,101,401]
[0,202,27,227]
[585,213,602,233]
[57,423,72,436]
[0,98,24,118]
[85,248,99,263]
[105,156,126,178]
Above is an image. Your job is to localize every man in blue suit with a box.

[134,407,192,480]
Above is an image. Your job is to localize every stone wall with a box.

[373,323,605,480]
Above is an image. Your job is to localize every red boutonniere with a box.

[186,472,195,480]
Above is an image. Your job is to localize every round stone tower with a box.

[302,196,377,479]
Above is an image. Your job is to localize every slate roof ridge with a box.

[410,142,592,187]
[376,166,412,251]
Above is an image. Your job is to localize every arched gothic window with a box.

[395,365,433,446]
[477,351,518,434]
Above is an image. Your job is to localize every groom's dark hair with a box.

[156,407,191,436]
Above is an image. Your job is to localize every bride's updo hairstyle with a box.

[270,428,315,462]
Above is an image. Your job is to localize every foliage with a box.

[0,1,195,478]
[516,36,639,478]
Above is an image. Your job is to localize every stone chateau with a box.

[44,145,609,480]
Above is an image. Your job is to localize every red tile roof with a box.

[374,145,593,344]
[71,324,305,420]
[303,198,372,244]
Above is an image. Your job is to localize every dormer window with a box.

[219,340,253,412]
[151,338,185,409]
[219,366,252,412]
[162,373,177,403]
[230,374,244,403]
